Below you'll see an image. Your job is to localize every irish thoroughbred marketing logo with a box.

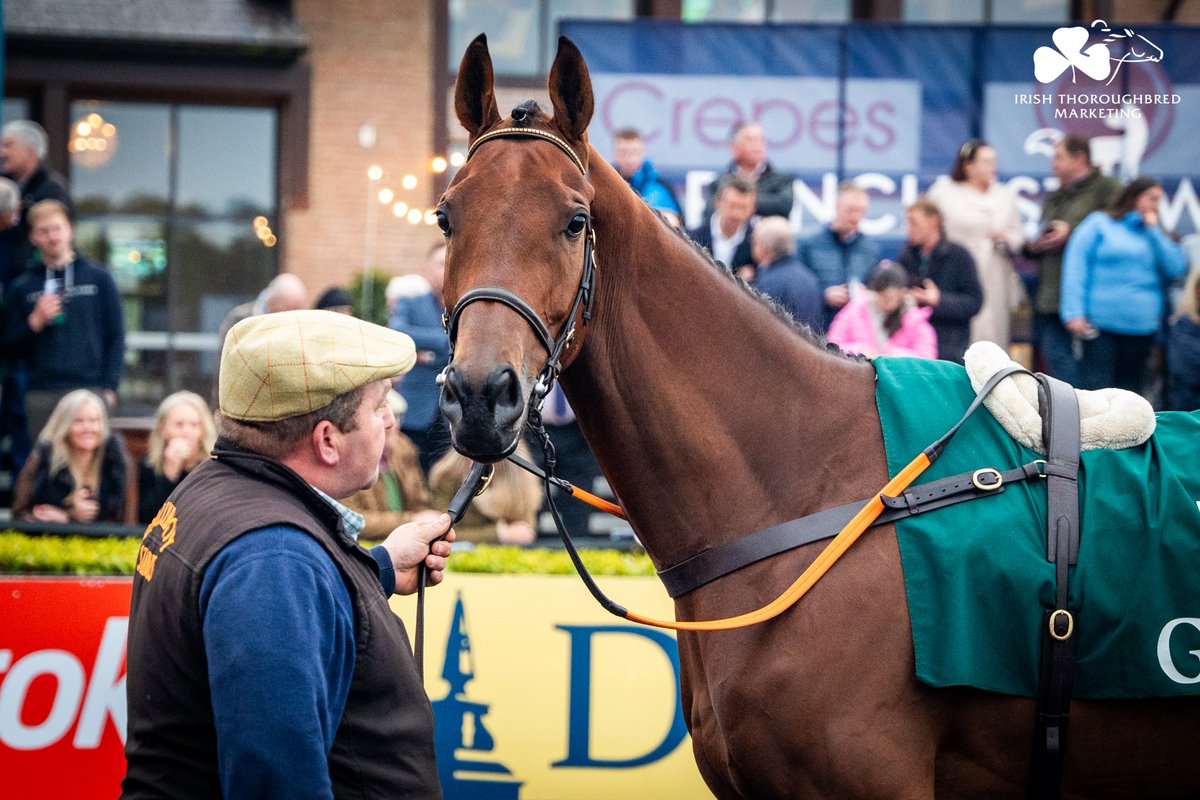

[1034,20,1163,85]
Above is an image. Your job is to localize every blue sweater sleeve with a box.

[1147,224,1187,282]
[199,526,356,800]
[388,295,451,356]
[1060,212,1101,323]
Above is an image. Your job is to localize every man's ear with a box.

[311,420,341,467]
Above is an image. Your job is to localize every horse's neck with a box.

[561,155,881,568]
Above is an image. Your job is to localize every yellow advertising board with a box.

[392,573,713,800]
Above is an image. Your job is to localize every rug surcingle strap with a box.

[1028,373,1081,800]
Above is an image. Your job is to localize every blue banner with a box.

[563,20,1200,244]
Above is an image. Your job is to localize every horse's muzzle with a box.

[438,362,526,462]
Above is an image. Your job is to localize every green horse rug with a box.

[873,351,1200,699]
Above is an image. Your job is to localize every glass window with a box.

[178,106,276,219]
[769,0,850,21]
[681,0,767,22]
[990,0,1066,24]
[2,97,31,126]
[547,1,634,63]
[449,0,633,76]
[450,0,540,75]
[70,102,170,215]
[903,0,985,23]
[68,100,278,411]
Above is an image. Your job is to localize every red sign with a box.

[0,577,132,800]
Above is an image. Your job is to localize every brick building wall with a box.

[286,0,443,297]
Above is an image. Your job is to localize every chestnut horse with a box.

[437,34,1199,799]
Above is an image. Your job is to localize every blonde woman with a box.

[13,389,128,523]
[138,391,216,522]
[429,441,544,545]
[928,139,1025,349]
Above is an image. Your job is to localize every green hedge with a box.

[0,531,655,577]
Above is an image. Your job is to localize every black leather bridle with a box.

[416,123,599,678]
[439,125,598,413]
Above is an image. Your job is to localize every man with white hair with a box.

[703,121,795,221]
[797,180,881,330]
[750,215,823,331]
[216,273,308,347]
[213,273,309,403]
[1,121,72,264]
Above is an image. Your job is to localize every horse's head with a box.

[437,34,596,461]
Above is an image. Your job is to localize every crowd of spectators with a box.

[620,120,1193,408]
[2,116,1197,538]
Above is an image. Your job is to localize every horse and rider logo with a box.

[1034,20,1163,85]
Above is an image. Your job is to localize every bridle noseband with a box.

[440,125,597,406]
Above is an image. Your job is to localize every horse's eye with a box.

[565,213,588,237]
[436,209,452,236]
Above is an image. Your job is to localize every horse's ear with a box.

[547,36,594,141]
[455,34,502,139]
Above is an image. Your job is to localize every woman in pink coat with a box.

[827,262,938,359]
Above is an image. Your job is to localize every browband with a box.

[467,126,587,175]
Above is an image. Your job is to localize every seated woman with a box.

[13,389,129,523]
[343,391,436,537]
[429,440,544,545]
[138,391,216,522]
[827,261,938,360]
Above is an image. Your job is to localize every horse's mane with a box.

[646,202,866,363]
[511,99,864,362]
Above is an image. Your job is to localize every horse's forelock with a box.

[512,100,545,118]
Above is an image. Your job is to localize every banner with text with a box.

[563,20,1200,245]
[0,575,710,800]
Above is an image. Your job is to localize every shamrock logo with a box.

[1034,26,1111,83]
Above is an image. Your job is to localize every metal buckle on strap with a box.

[971,467,1003,491]
[1049,609,1074,641]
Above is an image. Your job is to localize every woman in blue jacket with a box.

[1060,176,1187,392]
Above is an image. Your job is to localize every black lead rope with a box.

[414,460,492,680]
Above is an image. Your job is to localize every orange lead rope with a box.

[527,364,1026,633]
[623,452,932,631]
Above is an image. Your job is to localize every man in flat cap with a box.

[123,310,455,799]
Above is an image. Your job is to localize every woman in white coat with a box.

[928,139,1025,349]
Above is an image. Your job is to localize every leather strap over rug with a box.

[873,355,1200,698]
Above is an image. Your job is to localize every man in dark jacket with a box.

[750,215,823,331]
[897,198,984,364]
[798,180,881,329]
[1023,134,1120,384]
[123,309,456,799]
[689,174,758,280]
[1,120,73,268]
[704,121,794,221]
[3,199,124,439]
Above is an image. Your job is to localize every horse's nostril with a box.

[438,366,464,423]
[486,366,524,427]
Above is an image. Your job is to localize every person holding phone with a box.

[1023,135,1120,384]
[2,199,124,441]
[1061,176,1187,392]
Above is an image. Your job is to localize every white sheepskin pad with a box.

[963,341,1156,453]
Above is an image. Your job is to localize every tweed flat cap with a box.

[220,309,417,422]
